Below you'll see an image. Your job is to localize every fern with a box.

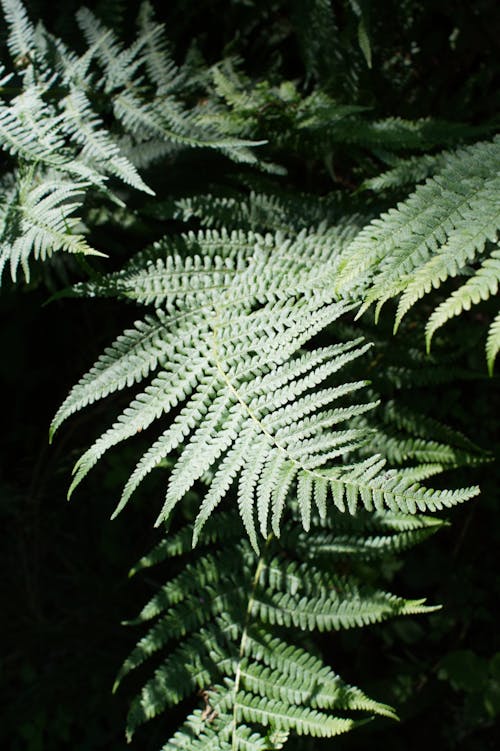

[0,168,104,281]
[0,0,261,283]
[362,152,450,191]
[1,0,35,63]
[211,62,484,172]
[291,0,342,83]
[339,135,500,370]
[116,507,442,748]
[1,2,495,749]
[76,6,262,162]
[332,312,488,391]
[150,187,373,237]
[52,226,479,549]
[486,310,500,376]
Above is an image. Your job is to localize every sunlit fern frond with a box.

[52,226,478,547]
[0,169,104,282]
[0,0,264,284]
[338,135,500,371]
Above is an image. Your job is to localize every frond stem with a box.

[231,533,273,749]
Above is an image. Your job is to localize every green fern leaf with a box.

[486,309,500,375]
[425,249,500,348]
[52,227,478,543]
[338,136,500,368]
[116,507,441,747]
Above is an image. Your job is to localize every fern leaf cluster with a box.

[339,136,500,371]
[1,2,496,749]
[0,0,259,283]
[52,226,478,548]
[116,507,443,748]
[211,62,484,171]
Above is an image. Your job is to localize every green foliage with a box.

[51,225,479,551]
[118,507,443,747]
[1,0,498,750]
[341,137,500,371]
[0,0,259,283]
[210,61,482,171]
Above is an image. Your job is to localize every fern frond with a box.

[160,189,371,238]
[340,117,482,153]
[1,0,36,62]
[486,309,500,375]
[136,0,186,94]
[0,87,72,170]
[75,7,263,164]
[75,7,146,93]
[60,87,154,194]
[338,136,500,368]
[339,136,500,296]
[117,134,180,168]
[288,510,446,560]
[116,507,444,746]
[212,63,483,168]
[362,152,449,191]
[425,249,500,348]
[0,0,267,285]
[357,399,489,469]
[0,171,103,282]
[332,314,485,391]
[53,225,479,544]
[291,0,346,86]
[2,4,493,751]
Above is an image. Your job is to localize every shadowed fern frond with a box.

[362,152,450,191]
[116,507,443,748]
[151,188,372,236]
[211,62,484,170]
